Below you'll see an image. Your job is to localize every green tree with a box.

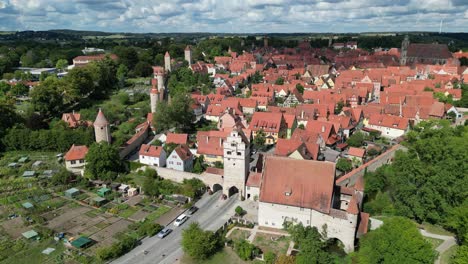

[253,129,266,149]
[264,251,276,264]
[180,178,205,199]
[336,158,353,172]
[296,84,304,94]
[355,217,436,264]
[234,239,259,261]
[51,168,75,186]
[181,222,222,260]
[192,155,205,174]
[154,94,194,133]
[275,77,284,85]
[213,161,224,169]
[142,169,160,198]
[286,223,333,264]
[346,132,366,147]
[235,206,244,216]
[116,64,128,87]
[55,59,68,72]
[84,143,124,181]
[30,77,64,117]
[445,201,468,244]
[452,245,468,264]
[133,61,153,77]
[0,102,21,151]
[335,99,345,114]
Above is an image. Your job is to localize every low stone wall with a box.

[336,144,407,187]
[147,165,223,188]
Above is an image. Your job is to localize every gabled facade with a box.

[167,145,193,172]
[139,144,167,167]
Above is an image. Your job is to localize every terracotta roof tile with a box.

[64,144,88,161]
[259,156,335,213]
[246,172,262,187]
[139,144,164,157]
[348,147,365,158]
[166,133,188,145]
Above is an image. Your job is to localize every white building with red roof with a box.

[139,144,166,167]
[64,144,88,174]
[258,156,368,253]
[167,145,193,172]
[249,112,287,144]
[366,113,409,139]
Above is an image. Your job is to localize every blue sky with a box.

[0,0,467,33]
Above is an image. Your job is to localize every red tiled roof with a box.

[205,167,224,175]
[246,172,262,187]
[94,109,109,126]
[139,144,164,157]
[259,156,336,213]
[348,147,365,158]
[174,145,193,161]
[249,112,284,133]
[62,112,81,128]
[166,133,188,145]
[64,144,88,161]
[73,54,118,62]
[196,130,230,156]
[368,113,409,130]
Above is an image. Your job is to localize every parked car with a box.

[174,214,188,227]
[187,206,198,215]
[157,228,172,238]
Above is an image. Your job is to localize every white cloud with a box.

[0,0,466,32]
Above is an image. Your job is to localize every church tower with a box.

[400,35,410,66]
[94,108,111,143]
[150,85,159,113]
[164,51,171,72]
[223,128,250,198]
[184,45,192,65]
[263,37,268,48]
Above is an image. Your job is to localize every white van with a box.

[173,214,188,227]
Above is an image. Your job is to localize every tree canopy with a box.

[153,93,194,133]
[84,143,124,181]
[354,217,436,264]
[181,222,222,260]
[364,121,468,226]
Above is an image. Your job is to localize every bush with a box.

[137,222,163,237]
[264,251,277,264]
[234,239,259,261]
[235,206,245,216]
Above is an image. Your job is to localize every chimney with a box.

[301,110,304,119]
[321,125,325,133]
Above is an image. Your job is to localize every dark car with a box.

[187,206,198,215]
[157,228,172,238]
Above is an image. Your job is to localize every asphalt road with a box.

[112,191,240,264]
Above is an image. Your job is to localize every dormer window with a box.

[285,191,291,196]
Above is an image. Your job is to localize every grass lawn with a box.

[118,206,139,218]
[228,229,251,241]
[181,247,247,264]
[0,238,65,264]
[129,173,147,187]
[440,245,458,264]
[145,205,171,222]
[85,209,101,218]
[421,222,454,236]
[253,233,291,255]
[424,237,444,249]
